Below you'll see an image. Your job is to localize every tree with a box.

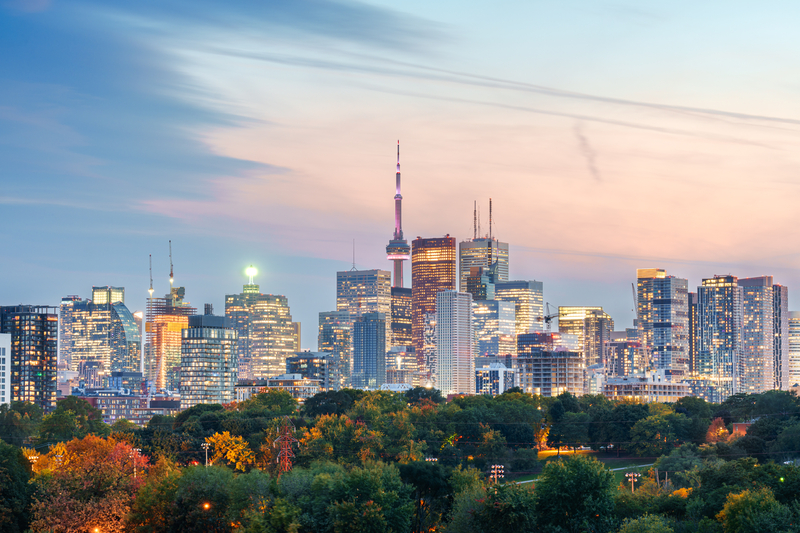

[302,390,355,417]
[37,396,109,444]
[0,402,42,446]
[170,465,236,533]
[0,439,32,533]
[653,444,702,489]
[206,431,256,471]
[473,483,537,533]
[716,488,796,533]
[238,389,298,416]
[534,454,616,533]
[674,396,712,420]
[405,387,444,405]
[707,418,730,444]
[617,514,675,533]
[399,461,451,533]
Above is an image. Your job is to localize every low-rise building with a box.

[475,362,515,396]
[603,370,690,403]
[236,374,322,403]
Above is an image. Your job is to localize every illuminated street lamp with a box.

[490,464,504,484]
[425,457,438,462]
[625,471,641,493]
[201,442,210,468]
[202,502,211,511]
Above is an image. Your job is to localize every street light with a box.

[625,472,641,493]
[202,502,211,510]
[490,464,505,484]
[425,457,438,462]
[201,443,210,468]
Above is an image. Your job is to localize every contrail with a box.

[574,123,601,182]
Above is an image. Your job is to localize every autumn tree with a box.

[205,431,256,471]
[706,417,730,444]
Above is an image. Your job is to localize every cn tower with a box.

[386,140,410,287]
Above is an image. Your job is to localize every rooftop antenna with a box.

[351,239,357,271]
[489,198,493,240]
[478,205,481,238]
[169,240,174,288]
[473,201,477,240]
[148,255,154,298]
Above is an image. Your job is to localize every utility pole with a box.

[201,442,210,468]
[490,464,504,484]
[625,471,641,493]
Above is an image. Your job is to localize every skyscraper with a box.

[146,287,196,391]
[739,276,776,394]
[390,287,412,348]
[180,312,238,410]
[336,269,392,322]
[688,292,699,375]
[436,291,474,395]
[0,305,58,412]
[458,238,509,293]
[495,280,544,335]
[473,299,516,358]
[59,287,141,380]
[557,306,614,367]
[412,236,456,379]
[516,334,585,397]
[697,275,742,401]
[636,269,689,376]
[318,310,352,388]
[465,266,496,301]
[788,311,800,387]
[352,312,386,389]
[773,283,790,390]
[386,141,410,288]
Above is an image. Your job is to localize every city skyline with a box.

[4,1,800,351]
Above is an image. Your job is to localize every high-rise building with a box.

[391,287,412,348]
[688,292,699,375]
[475,363,515,396]
[436,290,474,395]
[336,269,392,322]
[318,311,352,388]
[412,236,456,379]
[788,311,800,387]
[352,312,386,389]
[225,274,299,381]
[739,276,776,394]
[773,283,790,390]
[696,275,742,401]
[473,299,516,357]
[557,306,614,367]
[465,266,496,301]
[607,339,642,377]
[146,287,196,391]
[516,334,584,396]
[0,305,58,411]
[459,238,509,293]
[60,287,141,381]
[495,280,544,335]
[636,269,689,376]
[385,346,417,386]
[386,141,411,289]
[0,333,10,406]
[180,313,238,410]
[286,352,339,391]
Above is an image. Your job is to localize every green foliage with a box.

[674,396,712,420]
[653,444,702,489]
[405,387,444,404]
[37,396,109,445]
[475,482,537,533]
[0,439,31,533]
[618,514,674,533]
[399,461,451,533]
[630,413,691,458]
[239,389,298,416]
[302,390,355,417]
[0,401,43,446]
[535,454,616,533]
[716,488,798,533]
[170,465,236,533]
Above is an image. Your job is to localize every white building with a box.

[604,370,690,403]
[475,362,515,396]
[436,290,474,395]
[0,333,10,405]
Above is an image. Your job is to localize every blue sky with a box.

[3,0,800,348]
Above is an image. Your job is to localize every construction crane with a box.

[169,240,174,288]
[148,254,154,298]
[541,302,559,333]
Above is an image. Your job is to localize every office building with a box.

[286,352,339,391]
[180,312,238,410]
[475,363,515,396]
[788,312,800,387]
[412,236,456,380]
[607,339,642,377]
[696,275,742,401]
[636,269,689,376]
[146,287,196,391]
[385,346,417,386]
[459,237,509,293]
[318,311,352,388]
[226,275,298,381]
[385,141,411,288]
[495,280,544,335]
[739,277,776,394]
[688,292,699,375]
[352,312,386,389]
[336,269,392,321]
[465,266,496,301]
[0,334,9,406]
[436,290,474,395]
[473,299,516,357]
[773,283,790,390]
[558,306,613,367]
[0,305,58,411]
[59,287,141,381]
[390,287,412,348]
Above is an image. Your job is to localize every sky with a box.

[3,0,800,349]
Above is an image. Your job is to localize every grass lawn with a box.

[507,451,654,486]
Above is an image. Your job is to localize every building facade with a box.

[739,276,776,394]
[146,287,196,391]
[0,333,10,406]
[286,352,339,391]
[557,306,614,367]
[180,313,238,410]
[458,237,509,293]
[411,236,457,381]
[773,283,790,390]
[636,269,689,376]
[475,362,515,396]
[788,311,800,388]
[390,286,412,348]
[352,312,386,389]
[473,299,516,357]
[0,305,58,411]
[336,269,391,322]
[318,311,352,388]
[436,290,474,395]
[604,370,690,403]
[495,280,544,335]
[696,275,742,401]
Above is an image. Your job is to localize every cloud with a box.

[574,122,601,182]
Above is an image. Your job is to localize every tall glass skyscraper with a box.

[557,306,614,367]
[0,305,58,412]
[458,237,509,293]
[412,236,457,380]
[495,280,544,335]
[226,280,298,381]
[739,276,776,394]
[636,269,689,376]
[352,312,386,389]
[146,287,196,391]
[773,283,790,390]
[180,313,237,410]
[473,299,516,357]
[697,275,742,401]
[390,287,412,348]
[318,310,352,388]
[436,290,474,395]
[336,269,392,320]
[788,311,800,387]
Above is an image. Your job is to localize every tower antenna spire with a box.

[169,240,174,288]
[473,200,477,240]
[351,239,356,271]
[489,198,493,240]
[386,140,410,287]
[148,255,154,297]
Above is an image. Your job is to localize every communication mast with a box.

[274,417,298,475]
[169,240,174,288]
[148,254,154,298]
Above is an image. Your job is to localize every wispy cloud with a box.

[574,122,601,182]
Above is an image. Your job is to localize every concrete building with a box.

[636,269,689,376]
[286,352,338,391]
[458,237,509,293]
[180,313,238,410]
[0,333,10,406]
[696,275,742,401]
[475,362,515,396]
[789,311,800,387]
[318,311,352,388]
[436,290,474,395]
[385,346,417,386]
[236,375,322,402]
[604,370,690,403]
[0,305,58,412]
[515,350,585,397]
[146,287,196,391]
